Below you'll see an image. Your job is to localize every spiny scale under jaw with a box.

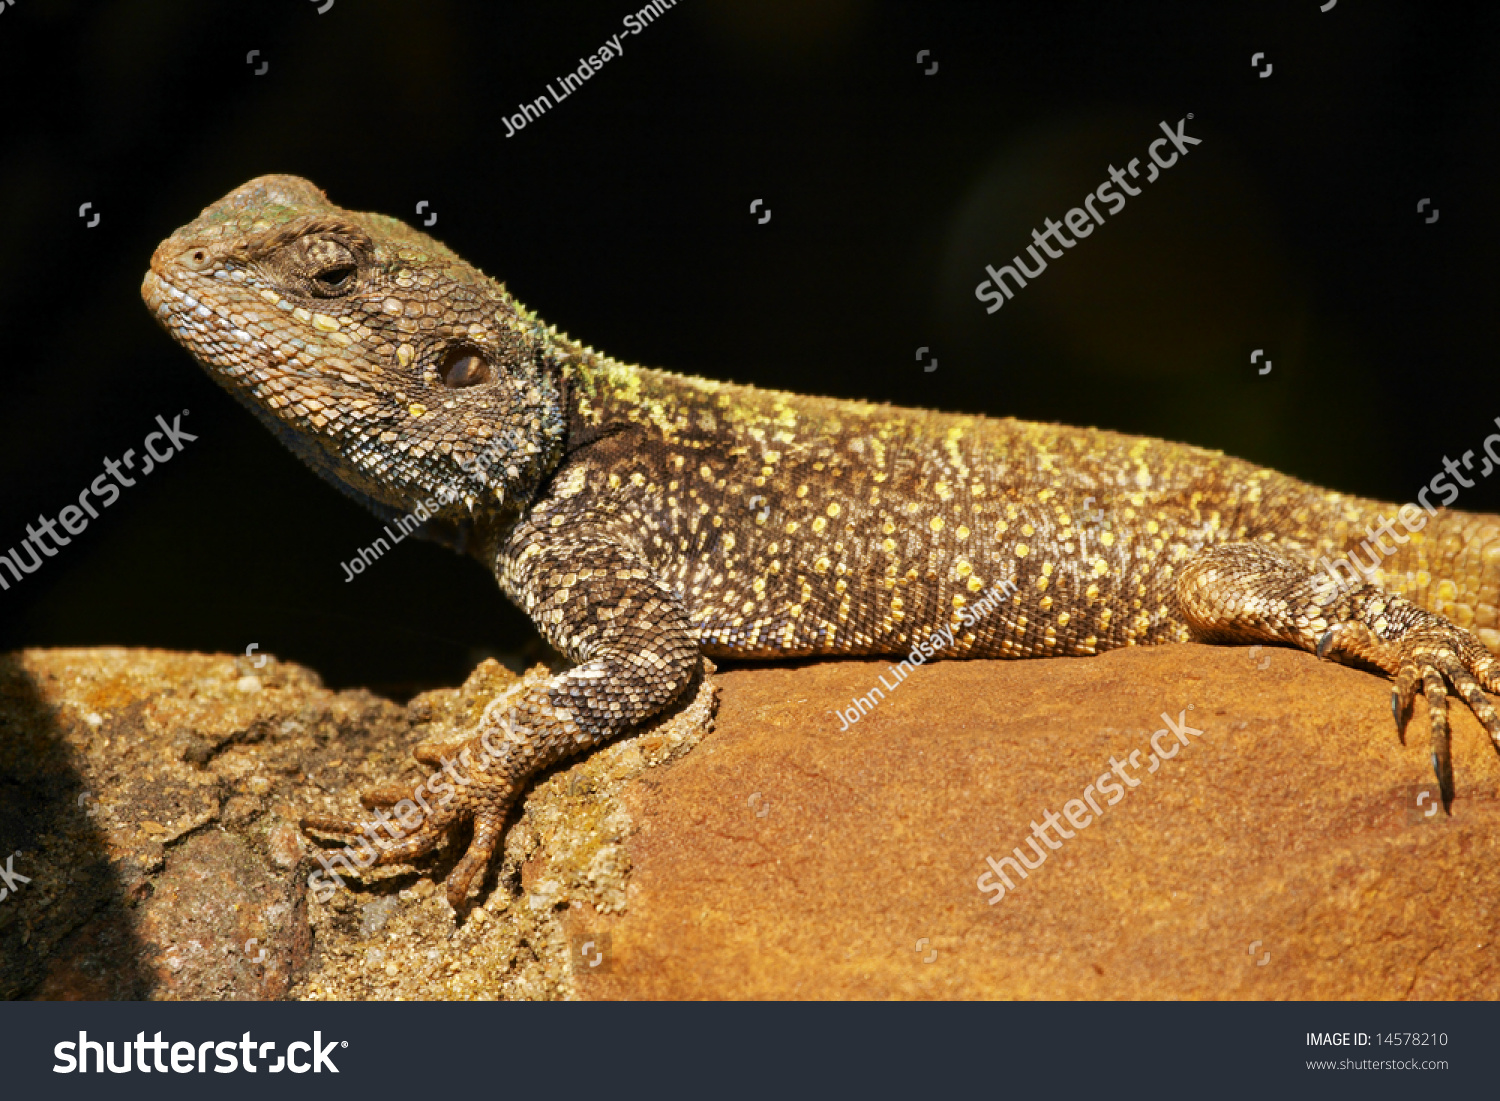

[144,175,1500,906]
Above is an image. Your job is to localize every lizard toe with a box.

[444,812,504,909]
[359,782,417,810]
[1418,665,1455,809]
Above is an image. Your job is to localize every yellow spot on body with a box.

[812,517,828,534]
[408,403,427,417]
[930,517,945,533]
[1015,543,1029,557]
[311,313,341,332]
[785,521,799,535]
[1100,531,1116,547]
[1040,595,1052,611]
[292,307,312,323]
[814,556,831,573]
[827,503,841,517]
[397,344,415,366]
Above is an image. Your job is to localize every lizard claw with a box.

[1310,597,1500,810]
[1373,634,1500,810]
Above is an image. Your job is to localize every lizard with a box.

[142,174,1500,909]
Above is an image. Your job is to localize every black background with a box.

[1,0,1496,696]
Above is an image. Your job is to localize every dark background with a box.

[1,0,1496,695]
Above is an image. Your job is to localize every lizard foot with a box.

[1316,618,1500,808]
[302,687,581,909]
[302,773,516,908]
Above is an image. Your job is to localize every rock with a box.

[0,647,715,1001]
[3,643,1496,1000]
[578,645,1500,999]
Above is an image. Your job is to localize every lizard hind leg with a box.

[1176,540,1500,807]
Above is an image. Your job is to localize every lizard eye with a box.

[303,238,359,297]
[439,346,491,388]
[312,264,356,294]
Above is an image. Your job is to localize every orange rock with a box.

[575,644,1500,999]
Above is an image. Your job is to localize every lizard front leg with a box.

[1176,541,1500,806]
[303,527,701,908]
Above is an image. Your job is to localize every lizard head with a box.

[141,174,569,524]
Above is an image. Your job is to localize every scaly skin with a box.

[142,175,1500,908]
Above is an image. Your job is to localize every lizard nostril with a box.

[439,346,491,389]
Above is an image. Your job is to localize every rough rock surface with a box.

[2,643,1497,1000]
[0,648,714,1001]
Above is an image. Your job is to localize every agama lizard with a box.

[143,175,1500,908]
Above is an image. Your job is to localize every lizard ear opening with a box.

[439,345,492,389]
